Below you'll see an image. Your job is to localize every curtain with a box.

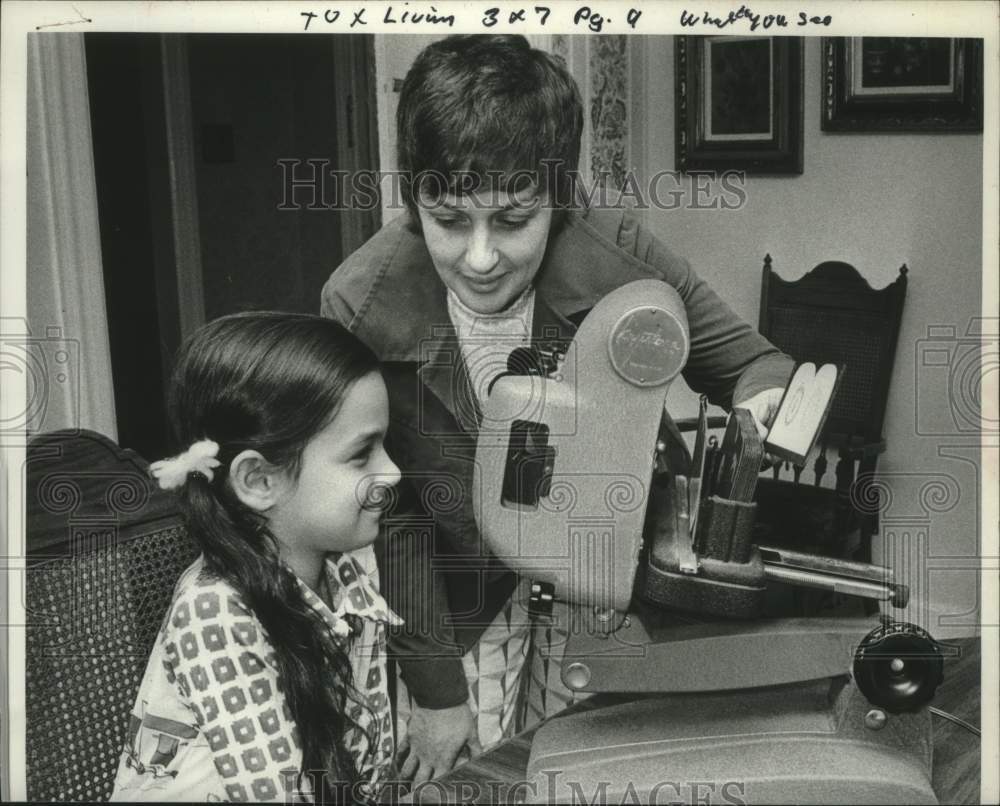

[25,32,116,439]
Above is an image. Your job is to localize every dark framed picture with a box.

[675,36,803,175]
[822,37,983,132]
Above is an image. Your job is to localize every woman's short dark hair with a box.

[396,34,583,228]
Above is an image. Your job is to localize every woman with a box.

[322,34,793,784]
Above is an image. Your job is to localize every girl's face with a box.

[417,185,553,314]
[270,372,400,558]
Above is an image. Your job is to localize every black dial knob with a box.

[853,622,944,713]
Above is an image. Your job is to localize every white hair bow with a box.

[150,440,222,490]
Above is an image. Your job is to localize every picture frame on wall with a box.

[822,37,984,132]
[675,36,803,175]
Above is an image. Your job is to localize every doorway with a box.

[85,33,380,459]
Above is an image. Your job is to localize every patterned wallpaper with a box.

[549,34,630,192]
[589,36,629,190]
[552,33,569,64]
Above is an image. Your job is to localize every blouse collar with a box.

[296,551,402,639]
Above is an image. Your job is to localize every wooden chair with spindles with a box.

[753,256,908,577]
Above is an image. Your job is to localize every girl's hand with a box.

[398,701,481,785]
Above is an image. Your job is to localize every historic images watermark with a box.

[275,162,749,213]
[913,317,998,438]
[0,317,80,443]
[292,769,749,805]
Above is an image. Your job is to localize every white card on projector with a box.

[764,362,844,466]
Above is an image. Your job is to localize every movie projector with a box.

[475,280,945,804]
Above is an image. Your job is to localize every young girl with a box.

[111,312,402,803]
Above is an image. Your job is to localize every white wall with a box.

[634,36,985,637]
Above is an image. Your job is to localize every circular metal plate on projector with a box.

[608,306,689,387]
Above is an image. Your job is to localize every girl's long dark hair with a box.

[167,312,381,802]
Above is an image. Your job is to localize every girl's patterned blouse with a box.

[111,546,401,802]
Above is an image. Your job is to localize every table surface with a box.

[409,636,982,804]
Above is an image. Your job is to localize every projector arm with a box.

[560,614,880,694]
[758,545,907,607]
[556,545,909,695]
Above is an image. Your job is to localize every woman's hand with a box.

[398,701,482,785]
[733,386,786,439]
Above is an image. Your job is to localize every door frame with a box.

[159,33,381,348]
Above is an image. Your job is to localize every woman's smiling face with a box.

[417,185,553,314]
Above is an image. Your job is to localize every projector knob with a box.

[853,622,944,714]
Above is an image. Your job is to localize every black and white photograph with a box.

[676,35,804,173]
[822,36,984,131]
[1,2,997,804]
